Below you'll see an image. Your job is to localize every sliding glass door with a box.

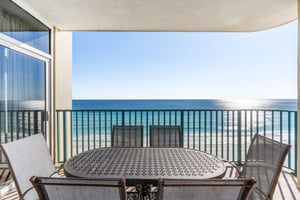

[0,44,49,143]
[0,0,51,145]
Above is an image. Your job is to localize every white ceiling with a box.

[14,0,297,32]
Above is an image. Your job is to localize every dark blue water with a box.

[73,99,297,110]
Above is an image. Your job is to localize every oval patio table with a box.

[64,147,226,186]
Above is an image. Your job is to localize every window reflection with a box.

[0,0,50,53]
[0,45,46,139]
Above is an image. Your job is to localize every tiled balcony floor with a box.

[0,166,300,200]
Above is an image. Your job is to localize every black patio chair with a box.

[227,134,291,200]
[112,125,144,147]
[30,176,127,200]
[157,178,256,200]
[150,125,182,148]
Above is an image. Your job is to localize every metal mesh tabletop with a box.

[64,148,226,182]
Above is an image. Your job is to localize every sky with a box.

[73,21,298,100]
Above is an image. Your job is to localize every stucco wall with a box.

[54,29,72,163]
[54,30,72,110]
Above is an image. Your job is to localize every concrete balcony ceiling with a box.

[14,0,297,32]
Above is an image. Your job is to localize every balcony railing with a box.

[0,110,46,142]
[0,109,46,163]
[56,109,297,174]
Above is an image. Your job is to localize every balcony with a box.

[0,108,299,199]
[55,109,297,170]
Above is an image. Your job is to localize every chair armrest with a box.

[50,163,64,177]
[19,187,34,200]
[253,187,270,200]
[223,160,242,177]
[56,163,64,174]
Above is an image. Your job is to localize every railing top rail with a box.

[56,109,297,112]
[0,109,45,111]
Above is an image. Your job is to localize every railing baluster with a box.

[57,111,61,162]
[87,111,90,150]
[10,111,13,140]
[199,111,201,151]
[256,111,259,134]
[210,111,212,154]
[204,111,207,152]
[105,111,107,147]
[288,112,291,169]
[294,112,298,175]
[80,111,83,152]
[22,111,25,139]
[187,111,190,148]
[70,111,73,157]
[146,111,149,147]
[221,111,223,158]
[244,110,247,160]
[215,111,218,156]
[93,111,96,149]
[34,111,38,134]
[271,111,274,140]
[263,110,266,137]
[232,111,235,162]
[180,111,184,147]
[52,109,297,174]
[237,110,241,165]
[27,111,31,137]
[63,111,67,162]
[280,111,283,142]
[227,111,229,160]
[193,111,195,150]
[75,111,78,155]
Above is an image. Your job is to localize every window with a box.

[0,0,50,53]
[0,0,50,143]
[0,45,47,140]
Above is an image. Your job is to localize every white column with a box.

[54,28,73,110]
[54,28,73,163]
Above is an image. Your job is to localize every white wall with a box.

[53,29,73,163]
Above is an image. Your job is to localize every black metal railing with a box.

[56,109,297,174]
[0,110,46,143]
[0,109,46,163]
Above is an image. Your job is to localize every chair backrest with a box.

[241,134,291,200]
[157,178,256,200]
[0,134,57,199]
[150,125,182,148]
[30,176,127,200]
[112,125,144,147]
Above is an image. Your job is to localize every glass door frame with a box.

[0,32,52,140]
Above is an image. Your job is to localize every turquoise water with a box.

[70,99,297,141]
[59,99,297,169]
[73,99,297,110]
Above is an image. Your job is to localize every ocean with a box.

[59,99,297,169]
[72,99,297,110]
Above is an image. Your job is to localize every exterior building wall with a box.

[54,29,72,163]
[54,29,72,110]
